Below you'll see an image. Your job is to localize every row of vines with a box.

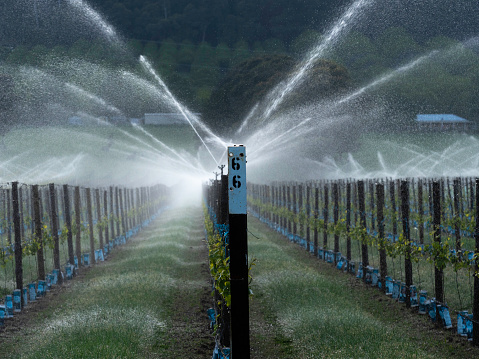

[249,177,479,345]
[0,181,168,302]
[203,176,231,357]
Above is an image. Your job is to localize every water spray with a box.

[139,56,222,167]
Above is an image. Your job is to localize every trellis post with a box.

[227,145,250,359]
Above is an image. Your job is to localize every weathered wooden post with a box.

[333,182,339,261]
[389,181,397,242]
[282,184,287,234]
[49,183,61,283]
[287,185,292,235]
[228,145,249,359]
[346,181,352,263]
[32,185,45,280]
[12,182,23,301]
[401,180,412,308]
[63,185,74,266]
[74,187,82,266]
[473,178,479,346]
[115,187,121,236]
[109,187,115,240]
[369,181,375,232]
[7,189,12,245]
[314,185,319,257]
[95,189,104,250]
[292,184,297,240]
[418,179,424,244]
[323,183,329,250]
[119,188,126,235]
[104,190,110,246]
[453,178,461,251]
[358,180,369,274]
[433,180,444,304]
[377,182,387,292]
[306,184,311,253]
[86,188,95,265]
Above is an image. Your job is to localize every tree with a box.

[0,74,16,136]
[177,40,196,72]
[375,27,423,68]
[290,30,321,56]
[204,54,295,132]
[6,46,29,65]
[157,39,178,76]
[191,43,217,80]
[263,38,286,54]
[230,40,251,68]
[331,31,387,84]
[215,42,232,70]
[204,54,351,133]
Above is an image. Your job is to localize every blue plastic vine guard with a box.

[13,289,21,313]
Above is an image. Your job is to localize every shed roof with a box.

[416,114,470,123]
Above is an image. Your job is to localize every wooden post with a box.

[110,187,115,240]
[63,185,74,266]
[282,185,287,234]
[115,187,121,236]
[433,181,444,303]
[7,189,12,246]
[287,185,292,235]
[333,182,339,259]
[369,181,375,231]
[389,181,397,243]
[346,182,352,262]
[377,182,387,292]
[293,184,297,240]
[418,179,424,244]
[298,184,303,243]
[119,188,126,236]
[74,187,82,266]
[358,180,369,272]
[12,182,23,296]
[306,185,311,253]
[401,180,412,308]
[323,183,329,249]
[473,178,479,346]
[314,186,319,257]
[453,178,461,251]
[49,183,61,281]
[32,185,45,280]
[104,190,110,246]
[86,188,95,265]
[19,187,25,243]
[95,189,104,250]
[131,189,136,229]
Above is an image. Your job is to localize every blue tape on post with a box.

[228,146,246,215]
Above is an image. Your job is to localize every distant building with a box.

[144,113,199,125]
[416,114,474,131]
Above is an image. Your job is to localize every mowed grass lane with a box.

[248,216,479,359]
[0,207,213,359]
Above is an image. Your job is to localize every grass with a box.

[0,206,212,358]
[1,206,478,358]
[247,215,479,358]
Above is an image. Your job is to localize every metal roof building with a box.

[416,114,473,131]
